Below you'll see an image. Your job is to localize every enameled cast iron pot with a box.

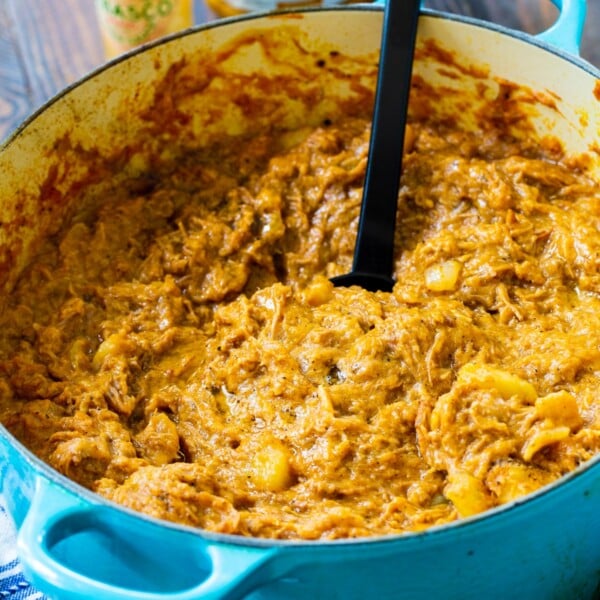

[1,2,599,598]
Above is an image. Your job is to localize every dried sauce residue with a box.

[416,38,490,80]
[138,27,378,147]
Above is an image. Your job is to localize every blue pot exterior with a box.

[0,427,37,528]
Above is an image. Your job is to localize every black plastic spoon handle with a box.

[332,0,420,292]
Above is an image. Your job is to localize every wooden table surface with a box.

[0,0,599,143]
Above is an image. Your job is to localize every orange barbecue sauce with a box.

[0,33,599,541]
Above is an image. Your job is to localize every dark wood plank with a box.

[427,0,556,33]
[7,0,104,107]
[427,0,599,66]
[583,0,600,65]
[0,1,33,142]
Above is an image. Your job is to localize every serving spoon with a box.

[331,0,421,292]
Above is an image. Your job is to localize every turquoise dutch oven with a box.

[1,1,599,598]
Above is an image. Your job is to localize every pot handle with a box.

[17,477,282,600]
[534,0,586,56]
[370,1,587,58]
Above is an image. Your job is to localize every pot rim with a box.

[1,4,599,153]
[1,4,599,550]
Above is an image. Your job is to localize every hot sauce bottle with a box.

[204,0,363,18]
[95,0,194,59]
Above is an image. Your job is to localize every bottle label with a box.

[225,0,310,9]
[96,0,193,57]
[95,0,193,57]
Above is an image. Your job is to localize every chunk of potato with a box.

[521,423,570,462]
[444,469,492,517]
[486,462,555,504]
[424,260,462,292]
[250,441,293,492]
[92,331,136,371]
[535,390,582,430]
[302,276,334,307]
[457,363,537,403]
